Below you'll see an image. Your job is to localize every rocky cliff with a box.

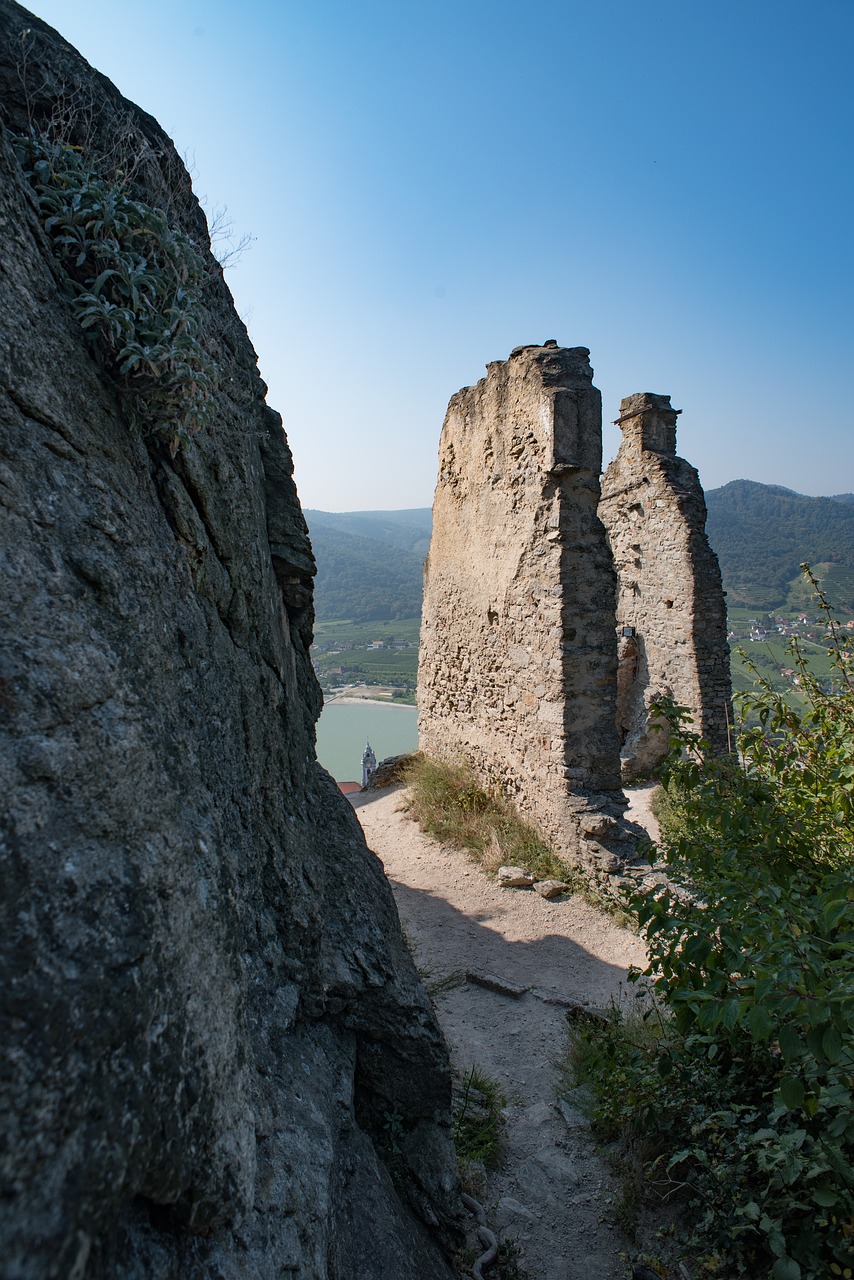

[0,4,460,1276]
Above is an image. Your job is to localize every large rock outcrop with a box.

[599,393,732,777]
[418,344,627,869]
[0,5,460,1276]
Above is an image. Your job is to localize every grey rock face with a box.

[0,4,460,1276]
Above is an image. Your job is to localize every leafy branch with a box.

[568,571,854,1279]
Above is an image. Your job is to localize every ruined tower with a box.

[418,344,627,867]
[599,393,732,778]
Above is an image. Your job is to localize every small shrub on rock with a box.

[453,1064,506,1174]
[14,129,216,453]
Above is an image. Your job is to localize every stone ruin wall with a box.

[599,393,733,779]
[418,344,630,875]
[419,349,731,872]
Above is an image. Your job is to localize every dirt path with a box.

[350,784,658,1280]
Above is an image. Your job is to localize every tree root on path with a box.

[461,1192,499,1279]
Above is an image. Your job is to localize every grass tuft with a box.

[556,992,686,1251]
[403,755,580,885]
[453,1064,506,1173]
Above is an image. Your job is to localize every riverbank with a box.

[324,683,415,707]
[325,696,408,708]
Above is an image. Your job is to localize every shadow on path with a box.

[389,877,631,1008]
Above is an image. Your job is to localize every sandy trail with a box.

[350,784,657,1280]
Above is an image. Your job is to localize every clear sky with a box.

[21,0,854,510]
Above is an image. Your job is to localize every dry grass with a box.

[402,755,580,885]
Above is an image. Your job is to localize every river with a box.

[315,699,418,782]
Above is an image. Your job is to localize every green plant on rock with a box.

[453,1239,528,1280]
[374,1107,408,1187]
[13,129,216,453]
[567,573,854,1280]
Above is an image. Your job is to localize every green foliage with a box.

[561,999,679,1236]
[785,562,854,616]
[453,1239,528,1280]
[403,755,576,884]
[313,617,422,644]
[494,1239,528,1280]
[633,855,854,1275]
[14,129,216,453]
[706,480,854,612]
[311,618,420,695]
[572,576,854,1278]
[453,1065,506,1171]
[374,1108,408,1187]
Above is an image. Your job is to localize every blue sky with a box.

[23,0,854,510]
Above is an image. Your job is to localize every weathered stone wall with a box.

[0,5,460,1277]
[599,393,732,778]
[418,344,627,869]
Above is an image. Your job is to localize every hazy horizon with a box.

[304,478,853,516]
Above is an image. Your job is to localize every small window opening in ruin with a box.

[487,607,498,625]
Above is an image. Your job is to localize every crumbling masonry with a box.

[417,344,731,875]
[600,392,732,780]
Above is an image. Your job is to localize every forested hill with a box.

[303,509,432,621]
[305,484,854,621]
[704,480,854,610]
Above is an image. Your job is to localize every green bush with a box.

[13,129,216,453]
[573,576,854,1278]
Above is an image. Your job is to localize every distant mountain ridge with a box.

[704,480,854,610]
[304,508,432,621]
[305,482,854,621]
